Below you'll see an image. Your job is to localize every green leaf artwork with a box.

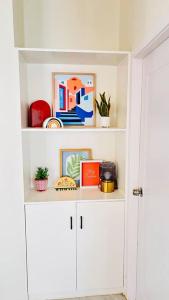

[66,154,86,179]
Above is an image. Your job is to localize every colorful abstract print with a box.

[54,74,95,126]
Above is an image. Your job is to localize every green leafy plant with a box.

[95,92,111,117]
[35,167,49,180]
[67,154,85,179]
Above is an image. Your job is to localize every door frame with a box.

[125,23,169,300]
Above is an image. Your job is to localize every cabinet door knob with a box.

[70,216,73,230]
[80,216,83,229]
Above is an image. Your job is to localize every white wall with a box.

[12,0,121,50]
[119,0,131,50]
[22,0,120,50]
[0,1,27,300]
[13,0,24,47]
[13,0,169,51]
[129,0,169,51]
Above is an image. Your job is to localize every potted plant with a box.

[95,92,111,127]
[34,167,49,191]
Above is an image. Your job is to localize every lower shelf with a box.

[24,188,125,203]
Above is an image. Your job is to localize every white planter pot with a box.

[100,117,110,128]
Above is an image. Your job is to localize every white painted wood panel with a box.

[25,202,76,298]
[22,131,31,200]
[124,58,142,300]
[19,52,28,128]
[137,37,169,300]
[0,1,27,300]
[22,128,126,132]
[115,133,126,193]
[77,202,124,290]
[116,56,128,128]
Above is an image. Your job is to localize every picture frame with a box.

[80,160,103,188]
[52,72,96,127]
[60,148,92,185]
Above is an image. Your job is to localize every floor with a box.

[58,295,126,300]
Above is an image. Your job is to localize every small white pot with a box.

[100,116,110,128]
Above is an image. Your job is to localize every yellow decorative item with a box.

[43,117,63,128]
[100,180,114,193]
[54,176,77,191]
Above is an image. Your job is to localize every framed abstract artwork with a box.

[52,72,96,127]
[80,160,102,188]
[60,148,92,185]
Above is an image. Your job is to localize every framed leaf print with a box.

[60,148,92,185]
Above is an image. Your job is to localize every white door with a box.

[77,202,124,291]
[25,202,76,298]
[136,38,169,300]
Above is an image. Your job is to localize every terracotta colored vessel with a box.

[34,179,48,191]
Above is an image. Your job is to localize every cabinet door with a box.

[25,202,76,297]
[77,202,124,290]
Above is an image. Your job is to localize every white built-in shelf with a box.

[20,48,129,199]
[18,48,130,65]
[24,188,125,204]
[21,127,126,133]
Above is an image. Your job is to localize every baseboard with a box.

[122,288,128,300]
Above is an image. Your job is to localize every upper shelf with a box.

[18,48,130,65]
[21,127,126,133]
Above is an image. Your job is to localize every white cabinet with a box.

[25,202,76,297]
[11,3,130,299]
[19,45,129,300]
[77,202,124,290]
[25,200,124,299]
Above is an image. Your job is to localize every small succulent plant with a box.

[35,167,49,180]
[95,92,111,117]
